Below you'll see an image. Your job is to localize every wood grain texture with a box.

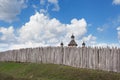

[0,47,120,72]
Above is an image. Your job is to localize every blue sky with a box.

[0,0,120,51]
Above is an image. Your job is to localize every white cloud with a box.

[40,0,45,5]
[39,0,60,12]
[1,11,120,51]
[0,26,16,42]
[32,4,38,9]
[0,12,88,51]
[48,0,60,11]
[117,26,120,42]
[92,43,120,48]
[0,43,9,52]
[117,27,120,30]
[68,18,87,35]
[0,0,27,22]
[97,27,104,32]
[19,12,87,45]
[113,0,120,5]
[40,9,48,14]
[66,18,87,36]
[82,34,96,46]
[9,41,48,50]
[1,12,119,51]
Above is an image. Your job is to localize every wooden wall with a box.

[0,47,120,72]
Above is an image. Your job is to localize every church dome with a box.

[71,34,75,39]
[82,42,85,45]
[68,34,77,46]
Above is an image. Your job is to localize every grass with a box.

[0,62,120,80]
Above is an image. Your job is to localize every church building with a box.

[68,34,78,47]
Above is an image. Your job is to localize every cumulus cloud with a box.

[0,12,88,51]
[0,0,27,22]
[113,0,120,5]
[19,13,64,43]
[66,18,87,37]
[19,12,87,45]
[0,26,16,42]
[1,11,119,51]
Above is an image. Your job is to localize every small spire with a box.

[82,41,85,47]
[71,34,75,39]
[60,42,64,47]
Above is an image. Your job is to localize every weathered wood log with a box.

[0,47,120,73]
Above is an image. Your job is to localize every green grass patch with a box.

[0,62,120,80]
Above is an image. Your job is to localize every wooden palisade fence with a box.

[0,47,120,72]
